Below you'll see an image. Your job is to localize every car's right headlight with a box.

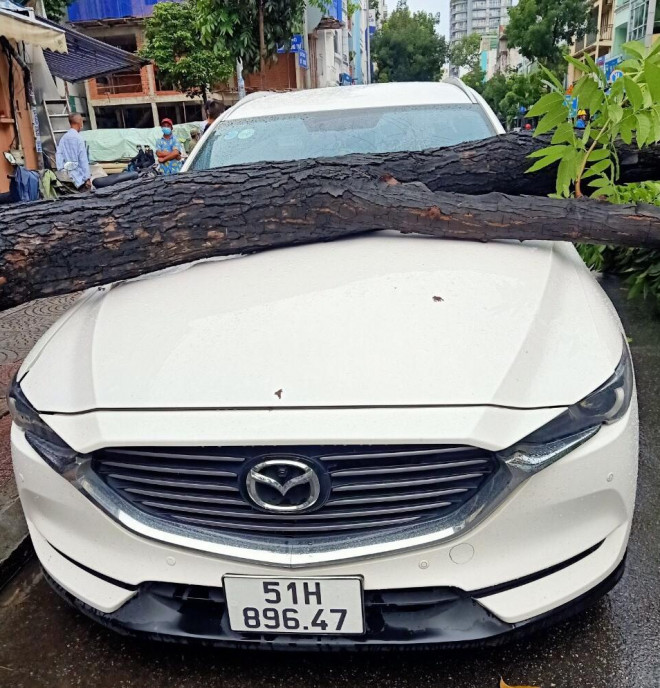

[500,340,634,473]
[8,374,78,474]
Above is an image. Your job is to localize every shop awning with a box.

[41,19,147,82]
[0,8,68,52]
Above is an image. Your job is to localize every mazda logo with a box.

[245,459,322,513]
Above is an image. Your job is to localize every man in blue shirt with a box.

[55,113,91,189]
[156,118,183,175]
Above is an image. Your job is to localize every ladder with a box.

[44,98,71,147]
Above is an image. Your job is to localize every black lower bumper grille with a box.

[92,444,499,540]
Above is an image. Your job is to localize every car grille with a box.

[91,445,499,540]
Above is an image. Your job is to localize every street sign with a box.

[564,95,579,118]
[277,33,303,53]
[298,49,308,69]
[604,55,623,83]
[609,69,624,84]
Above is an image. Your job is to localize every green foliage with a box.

[448,33,481,72]
[371,0,447,82]
[43,0,73,20]
[526,43,660,199]
[506,0,595,70]
[462,66,486,92]
[480,71,548,127]
[530,47,660,309]
[141,0,234,97]
[196,0,307,73]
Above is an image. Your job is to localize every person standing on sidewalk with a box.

[55,113,91,190]
[202,100,224,132]
[155,118,183,175]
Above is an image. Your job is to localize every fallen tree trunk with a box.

[1,160,659,311]
[294,133,660,196]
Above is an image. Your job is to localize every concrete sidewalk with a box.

[0,294,78,587]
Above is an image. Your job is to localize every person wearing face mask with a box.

[155,118,183,175]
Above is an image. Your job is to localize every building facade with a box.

[304,0,372,88]
[450,0,512,43]
[568,0,659,84]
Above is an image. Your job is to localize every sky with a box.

[405,0,449,39]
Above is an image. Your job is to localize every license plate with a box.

[223,576,364,635]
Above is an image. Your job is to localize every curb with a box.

[0,495,32,590]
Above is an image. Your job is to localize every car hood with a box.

[21,233,623,413]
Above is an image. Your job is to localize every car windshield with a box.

[189,104,495,170]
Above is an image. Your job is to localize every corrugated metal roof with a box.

[41,18,147,82]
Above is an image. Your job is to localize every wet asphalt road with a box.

[0,276,658,688]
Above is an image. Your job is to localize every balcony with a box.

[600,23,613,41]
[90,68,146,97]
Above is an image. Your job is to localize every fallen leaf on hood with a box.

[500,679,540,688]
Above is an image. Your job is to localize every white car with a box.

[11,82,637,649]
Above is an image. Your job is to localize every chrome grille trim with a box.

[91,444,498,541]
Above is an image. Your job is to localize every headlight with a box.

[523,340,634,444]
[500,340,634,473]
[8,375,77,473]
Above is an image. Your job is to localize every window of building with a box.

[628,0,648,41]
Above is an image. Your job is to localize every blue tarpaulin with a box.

[67,0,182,22]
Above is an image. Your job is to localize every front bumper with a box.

[12,402,638,646]
[42,553,626,650]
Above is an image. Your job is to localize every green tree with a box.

[43,0,73,20]
[370,0,447,82]
[141,0,234,99]
[506,0,595,70]
[448,33,481,72]
[482,71,546,127]
[196,0,307,75]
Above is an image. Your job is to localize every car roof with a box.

[225,82,474,120]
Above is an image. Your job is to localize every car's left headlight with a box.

[500,340,634,473]
[8,375,78,473]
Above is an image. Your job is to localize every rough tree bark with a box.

[300,133,660,196]
[1,158,660,311]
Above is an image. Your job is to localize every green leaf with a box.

[589,88,605,114]
[584,53,605,83]
[556,149,578,197]
[644,61,660,104]
[609,102,624,124]
[586,158,613,176]
[526,92,564,117]
[588,174,613,187]
[526,145,569,172]
[551,121,576,144]
[538,63,563,90]
[610,78,625,98]
[636,111,652,147]
[619,58,642,72]
[588,147,611,162]
[623,76,644,109]
[575,77,598,112]
[565,54,593,75]
[535,107,569,136]
[620,113,635,144]
[592,185,618,198]
[623,41,646,59]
